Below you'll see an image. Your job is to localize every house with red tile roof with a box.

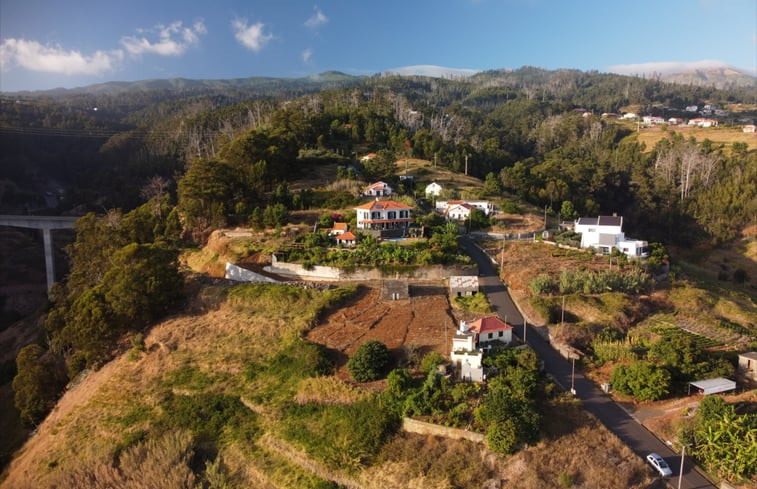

[363,181,393,197]
[336,231,357,247]
[329,222,348,236]
[354,199,413,230]
[467,316,513,345]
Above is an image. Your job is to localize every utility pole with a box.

[561,296,565,328]
[523,319,527,344]
[544,206,548,230]
[570,356,576,395]
[464,154,468,175]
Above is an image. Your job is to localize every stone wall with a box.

[264,254,477,282]
[225,262,280,283]
[402,417,484,443]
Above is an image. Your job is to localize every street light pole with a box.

[677,443,687,489]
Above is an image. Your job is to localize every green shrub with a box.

[348,340,390,382]
[420,352,444,375]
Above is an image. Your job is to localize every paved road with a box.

[460,237,716,489]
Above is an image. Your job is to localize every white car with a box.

[646,453,673,477]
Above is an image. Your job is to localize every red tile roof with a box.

[332,222,348,231]
[338,231,356,240]
[365,181,390,191]
[468,317,513,334]
[355,200,412,211]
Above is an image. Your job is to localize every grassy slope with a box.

[1,278,654,489]
[488,240,756,348]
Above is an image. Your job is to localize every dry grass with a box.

[294,377,369,405]
[503,397,652,489]
[634,125,757,153]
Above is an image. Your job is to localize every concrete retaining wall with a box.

[265,254,477,282]
[402,417,484,443]
[225,262,280,283]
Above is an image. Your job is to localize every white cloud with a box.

[0,38,122,75]
[121,20,206,56]
[305,7,328,28]
[385,65,480,78]
[232,18,273,52]
[605,59,731,76]
[302,48,313,63]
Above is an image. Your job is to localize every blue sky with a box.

[1,0,755,92]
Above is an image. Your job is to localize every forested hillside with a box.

[2,67,754,243]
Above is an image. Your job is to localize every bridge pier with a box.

[42,228,55,292]
[0,215,79,294]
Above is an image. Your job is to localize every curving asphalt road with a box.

[459,237,716,489]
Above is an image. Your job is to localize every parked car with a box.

[646,453,673,477]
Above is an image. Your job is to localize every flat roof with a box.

[739,351,757,360]
[689,377,736,395]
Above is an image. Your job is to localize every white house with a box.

[574,215,649,258]
[336,231,357,247]
[643,116,666,125]
[468,316,513,345]
[329,222,348,236]
[450,322,484,382]
[743,125,756,133]
[622,113,638,119]
[689,118,718,128]
[436,200,494,216]
[363,181,392,197]
[425,181,443,198]
[668,117,684,125]
[445,203,474,221]
[354,199,413,230]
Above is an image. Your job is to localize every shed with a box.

[450,275,479,297]
[737,352,757,382]
[688,377,736,395]
[381,280,409,301]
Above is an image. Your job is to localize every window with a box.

[498,331,503,337]
[387,211,396,219]
[400,210,408,218]
[371,212,381,220]
[588,228,595,232]
[488,333,493,339]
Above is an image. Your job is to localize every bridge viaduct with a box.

[0,215,79,292]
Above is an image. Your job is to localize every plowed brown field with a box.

[307,284,458,374]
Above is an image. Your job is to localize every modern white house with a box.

[425,181,443,198]
[354,199,413,230]
[363,181,392,197]
[574,215,649,258]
